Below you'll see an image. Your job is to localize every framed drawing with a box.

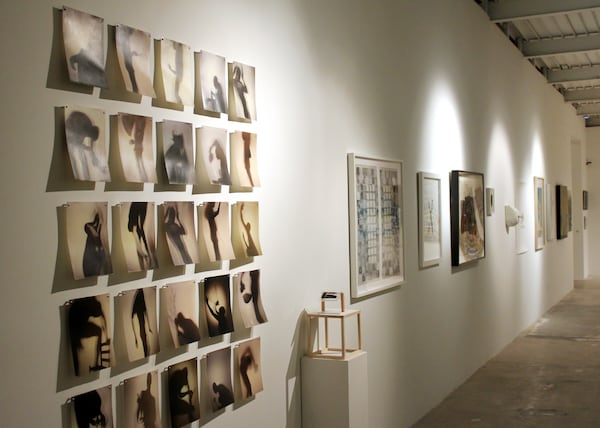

[556,184,569,240]
[417,172,441,268]
[450,170,485,266]
[348,154,404,298]
[533,177,545,251]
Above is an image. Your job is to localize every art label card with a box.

[62,7,107,87]
[123,372,161,428]
[231,202,263,258]
[199,202,235,262]
[160,39,194,106]
[68,294,112,376]
[534,177,545,251]
[228,62,257,122]
[204,275,234,337]
[197,126,231,185]
[162,120,195,185]
[115,24,156,97]
[236,337,263,399]
[206,347,234,412]
[119,287,159,361]
[198,51,227,113]
[119,202,158,272]
[70,386,113,428]
[235,270,268,328]
[230,131,260,188]
[168,358,200,427]
[161,281,200,348]
[65,202,112,279]
[65,106,111,182]
[117,113,157,183]
[162,201,200,265]
[418,172,441,268]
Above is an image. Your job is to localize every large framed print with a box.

[417,172,441,268]
[534,176,545,251]
[556,184,569,239]
[348,154,404,298]
[450,170,485,266]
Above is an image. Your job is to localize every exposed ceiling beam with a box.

[564,88,600,102]
[546,65,600,83]
[584,116,600,126]
[488,0,600,23]
[575,103,600,115]
[522,33,600,58]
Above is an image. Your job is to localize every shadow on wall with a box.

[286,312,306,428]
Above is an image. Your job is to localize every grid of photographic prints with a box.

[54,7,266,427]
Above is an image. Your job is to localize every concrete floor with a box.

[414,285,600,428]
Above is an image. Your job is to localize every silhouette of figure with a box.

[66,110,106,181]
[164,132,190,183]
[212,382,234,410]
[69,48,107,87]
[131,289,152,357]
[128,202,156,270]
[242,132,255,187]
[119,26,139,93]
[232,65,250,119]
[83,212,109,277]
[164,205,192,264]
[240,270,265,324]
[68,297,110,376]
[169,367,196,425]
[121,115,148,182]
[205,202,221,260]
[74,389,107,428]
[136,373,157,428]
[208,140,230,184]
[205,296,232,336]
[174,312,200,345]
[240,203,259,256]
[239,347,257,398]
[210,75,226,112]
[167,41,184,104]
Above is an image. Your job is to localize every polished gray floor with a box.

[414,284,600,428]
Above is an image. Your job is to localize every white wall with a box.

[585,128,600,277]
[0,0,585,427]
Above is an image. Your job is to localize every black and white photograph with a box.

[70,386,113,428]
[236,337,263,399]
[62,7,107,87]
[68,294,112,377]
[231,202,263,259]
[168,358,200,428]
[161,281,200,348]
[204,275,234,337]
[65,106,111,182]
[117,113,157,183]
[123,371,161,428]
[199,202,235,262]
[115,24,156,97]
[119,287,159,362]
[228,62,256,122]
[162,120,195,185]
[230,131,260,188]
[235,270,268,328]
[162,201,200,265]
[66,202,112,280]
[206,347,234,412]
[119,202,158,272]
[197,126,230,185]
[160,39,194,106]
[198,51,227,113]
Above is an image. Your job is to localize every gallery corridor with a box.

[414,284,600,428]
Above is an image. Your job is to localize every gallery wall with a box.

[585,128,600,276]
[0,0,586,427]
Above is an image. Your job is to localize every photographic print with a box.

[168,358,200,428]
[198,51,227,113]
[162,201,200,265]
[70,386,113,428]
[236,337,263,399]
[228,62,257,122]
[123,372,161,428]
[117,113,157,183]
[546,183,556,241]
[204,275,234,337]
[417,172,441,268]
[160,39,194,106]
[348,154,404,298]
[68,294,112,376]
[450,170,485,266]
[62,7,107,87]
[65,106,111,182]
[231,202,263,258]
[230,131,260,188]
[199,202,235,262]
[534,177,545,251]
[115,24,156,97]
[161,281,200,348]
[119,202,158,272]
[66,202,112,279]
[162,120,195,185]
[235,270,268,328]
[556,184,569,239]
[119,287,159,362]
[197,127,230,185]
[206,347,234,412]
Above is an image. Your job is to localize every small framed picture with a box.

[417,172,441,268]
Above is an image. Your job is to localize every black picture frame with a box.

[556,184,569,239]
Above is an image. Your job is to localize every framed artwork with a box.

[556,184,569,240]
[417,172,441,268]
[450,170,485,266]
[348,154,404,298]
[546,183,556,241]
[583,190,589,211]
[534,177,545,251]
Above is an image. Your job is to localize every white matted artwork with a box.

[117,113,157,183]
[546,182,556,241]
[348,154,404,298]
[198,51,227,113]
[115,24,156,97]
[228,62,257,122]
[534,176,545,251]
[160,39,194,106]
[230,131,260,188]
[417,172,441,268]
[70,385,113,428]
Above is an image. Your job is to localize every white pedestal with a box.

[301,351,368,428]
